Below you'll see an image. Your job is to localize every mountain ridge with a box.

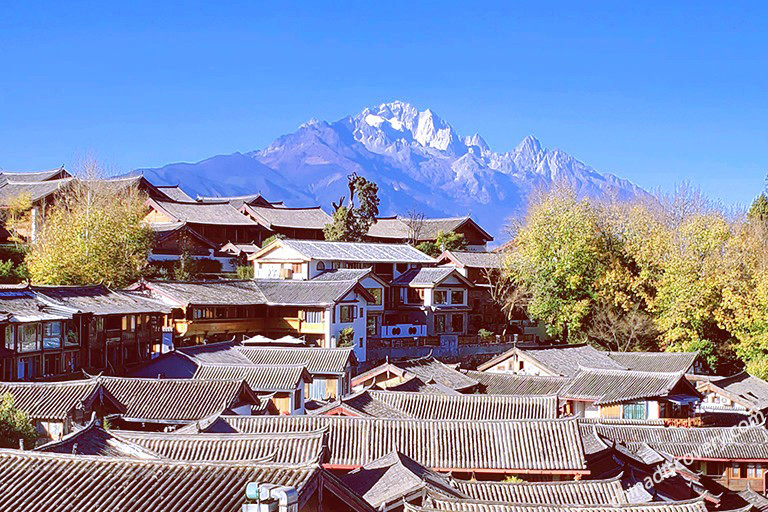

[138,101,646,240]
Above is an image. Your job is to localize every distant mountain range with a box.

[138,101,646,241]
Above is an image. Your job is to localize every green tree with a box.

[416,230,467,257]
[748,193,768,223]
[0,392,37,449]
[26,165,153,288]
[261,233,286,248]
[323,174,380,242]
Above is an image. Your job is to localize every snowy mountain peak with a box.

[140,101,646,240]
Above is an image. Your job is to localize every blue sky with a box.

[1,2,766,206]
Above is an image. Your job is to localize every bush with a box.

[236,265,254,279]
[478,329,494,340]
[338,327,355,347]
[0,392,37,449]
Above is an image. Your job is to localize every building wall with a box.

[330,291,369,363]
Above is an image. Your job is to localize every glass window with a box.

[4,325,14,351]
[18,324,40,353]
[367,315,378,336]
[622,402,647,420]
[451,314,464,333]
[292,263,302,274]
[340,305,355,323]
[43,322,62,349]
[366,288,382,306]
[294,389,302,410]
[305,310,323,324]
[407,288,422,304]
[434,314,446,333]
[316,261,325,271]
[451,290,464,304]
[434,290,448,305]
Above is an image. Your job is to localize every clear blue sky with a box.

[1,2,766,206]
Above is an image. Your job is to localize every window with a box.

[434,314,446,333]
[305,310,324,324]
[4,325,14,352]
[450,290,464,304]
[396,263,408,273]
[332,261,341,269]
[748,463,761,478]
[366,288,382,305]
[622,402,647,420]
[340,305,355,323]
[451,314,464,333]
[367,315,378,336]
[359,307,364,317]
[359,337,364,349]
[44,353,61,375]
[407,288,422,304]
[434,290,448,305]
[292,263,302,274]
[18,324,40,353]
[294,389,302,411]
[43,322,62,349]
[121,315,136,332]
[316,261,325,271]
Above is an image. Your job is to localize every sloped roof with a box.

[114,429,325,464]
[34,284,171,315]
[155,185,194,202]
[367,216,493,243]
[606,351,698,373]
[478,344,625,377]
[311,268,388,285]
[220,242,260,255]
[0,167,70,182]
[149,221,220,248]
[254,278,371,306]
[341,451,464,510]
[254,239,435,263]
[353,356,479,392]
[0,380,124,421]
[193,364,311,392]
[450,474,628,505]
[391,267,472,287]
[384,376,461,394]
[36,420,161,458]
[0,288,74,322]
[406,495,708,512]
[590,422,768,460]
[700,371,768,412]
[236,346,356,375]
[0,449,319,512]
[196,192,282,208]
[465,371,569,396]
[183,415,588,473]
[317,390,558,420]
[242,204,332,230]
[148,198,257,225]
[439,251,505,269]
[0,178,73,206]
[96,376,259,422]
[560,368,697,405]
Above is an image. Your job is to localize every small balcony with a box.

[381,324,427,338]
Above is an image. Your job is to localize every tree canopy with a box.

[26,166,153,288]
[324,174,380,242]
[0,392,37,449]
[504,185,768,374]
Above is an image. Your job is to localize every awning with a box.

[665,394,700,405]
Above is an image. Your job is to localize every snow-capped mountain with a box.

[139,101,645,240]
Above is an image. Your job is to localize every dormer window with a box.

[317,261,326,272]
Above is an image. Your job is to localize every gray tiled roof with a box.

[193,364,311,392]
[114,429,326,464]
[0,168,69,182]
[96,376,259,422]
[236,346,356,375]
[145,278,363,307]
[353,356,479,392]
[606,352,698,373]
[440,251,504,269]
[186,415,588,473]
[242,204,331,229]
[319,390,559,420]
[391,267,460,287]
[465,371,569,396]
[407,495,709,512]
[0,380,124,421]
[704,371,768,411]
[450,475,628,505]
[383,376,461,394]
[368,216,493,242]
[0,289,74,322]
[0,178,73,206]
[34,284,171,315]
[0,450,319,512]
[36,421,160,458]
[560,368,693,405]
[196,193,282,208]
[149,199,257,225]
[155,185,194,202]
[341,451,464,510]
[589,422,768,460]
[272,239,435,263]
[479,344,625,377]
[310,268,374,281]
